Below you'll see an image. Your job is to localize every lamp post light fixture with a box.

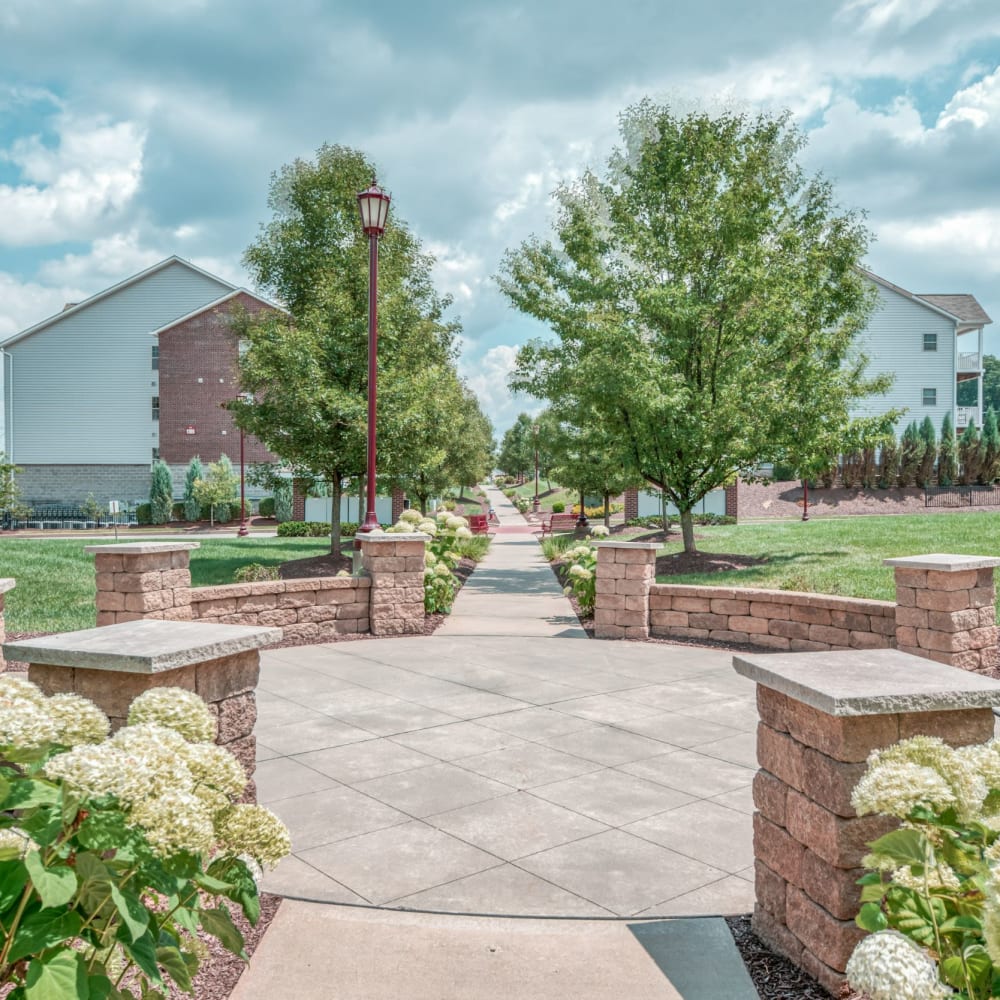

[532,423,540,514]
[237,392,254,538]
[356,176,391,533]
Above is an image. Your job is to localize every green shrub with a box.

[214,503,232,524]
[171,501,186,521]
[551,501,565,513]
[149,459,174,525]
[258,496,276,517]
[273,480,293,522]
[340,521,359,536]
[234,562,280,582]
[692,513,735,526]
[135,502,152,525]
[559,542,597,613]
[276,520,329,537]
[541,534,580,560]
[626,515,670,530]
[183,456,204,521]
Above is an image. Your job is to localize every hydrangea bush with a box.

[560,543,597,613]
[848,735,1000,999]
[386,509,471,613]
[0,678,290,999]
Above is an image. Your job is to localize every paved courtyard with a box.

[257,634,757,918]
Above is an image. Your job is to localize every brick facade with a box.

[157,292,277,467]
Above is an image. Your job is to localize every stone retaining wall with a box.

[649,585,896,652]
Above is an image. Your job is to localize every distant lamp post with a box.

[357,176,391,533]
[532,423,540,514]
[237,392,254,538]
[801,478,810,522]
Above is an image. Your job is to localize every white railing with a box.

[958,351,982,373]
[956,406,981,427]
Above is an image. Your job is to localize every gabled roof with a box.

[0,255,238,349]
[148,288,286,337]
[860,268,991,328]
[914,294,992,327]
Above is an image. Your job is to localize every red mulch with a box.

[655,550,767,576]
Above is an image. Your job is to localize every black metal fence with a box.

[925,486,1000,508]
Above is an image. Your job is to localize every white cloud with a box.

[0,272,88,339]
[37,231,162,285]
[880,209,1000,272]
[0,114,145,246]
[839,0,953,33]
[939,66,1000,129]
[459,343,541,433]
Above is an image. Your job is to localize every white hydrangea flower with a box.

[0,697,59,750]
[590,525,610,537]
[110,724,195,795]
[424,550,438,566]
[128,688,217,743]
[0,676,46,704]
[435,510,450,524]
[181,742,246,800]
[417,520,438,536]
[433,564,452,579]
[0,827,34,858]
[445,516,468,530]
[44,744,155,807]
[568,565,593,580]
[890,864,961,891]
[214,804,291,869]
[130,789,215,858]
[47,693,110,747]
[846,930,951,1000]
[399,509,422,524]
[852,760,958,819]
[455,527,472,539]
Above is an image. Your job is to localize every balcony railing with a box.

[958,351,982,373]
[957,406,981,427]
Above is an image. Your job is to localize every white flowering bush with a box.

[0,678,290,998]
[560,543,597,613]
[849,735,1000,999]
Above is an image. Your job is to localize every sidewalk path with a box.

[436,485,585,638]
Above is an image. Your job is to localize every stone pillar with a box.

[88,542,199,626]
[391,488,406,524]
[358,533,427,636]
[594,541,657,640]
[885,554,1000,673]
[5,620,282,804]
[291,478,308,522]
[725,481,739,519]
[0,579,14,672]
[736,648,1000,996]
[623,489,639,522]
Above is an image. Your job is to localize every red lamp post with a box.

[357,177,391,533]
[532,423,540,514]
[237,392,253,538]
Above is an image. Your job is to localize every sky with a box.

[0,0,998,435]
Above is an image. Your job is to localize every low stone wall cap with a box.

[354,532,428,543]
[733,648,1000,717]
[84,542,201,555]
[883,553,1000,571]
[0,579,15,595]
[594,541,660,550]
[3,619,281,675]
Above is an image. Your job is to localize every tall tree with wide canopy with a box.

[231,144,458,555]
[500,101,889,552]
[496,413,537,481]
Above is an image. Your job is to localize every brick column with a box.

[0,579,14,673]
[88,542,199,626]
[725,481,739,519]
[623,489,639,522]
[885,554,1000,673]
[6,620,282,804]
[358,533,427,636]
[594,541,657,640]
[291,478,308,522]
[391,488,406,524]
[736,648,1000,996]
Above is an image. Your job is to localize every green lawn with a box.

[507,481,576,512]
[657,512,1000,605]
[0,537,332,634]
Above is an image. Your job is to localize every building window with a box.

[152,345,159,370]
[152,396,160,421]
[923,333,937,351]
[152,447,159,461]
[922,388,937,406]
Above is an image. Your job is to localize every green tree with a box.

[149,459,174,525]
[979,408,1000,484]
[0,453,26,523]
[193,457,239,526]
[897,422,922,487]
[500,101,889,552]
[916,416,937,489]
[183,456,204,521]
[957,356,1000,412]
[877,433,898,489]
[958,422,981,486]
[231,144,457,555]
[446,386,495,496]
[938,413,957,487]
[496,414,537,481]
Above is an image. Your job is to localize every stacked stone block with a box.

[594,542,658,640]
[886,555,1000,673]
[648,585,895,651]
[90,543,198,626]
[358,533,427,636]
[0,579,15,672]
[739,649,1000,996]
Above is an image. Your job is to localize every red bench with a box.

[539,512,580,536]
[468,514,489,535]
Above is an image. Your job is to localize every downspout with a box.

[1,348,11,462]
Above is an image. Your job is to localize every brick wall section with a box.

[648,585,896,652]
[887,556,1000,673]
[18,464,152,505]
[157,292,277,467]
[0,580,13,672]
[725,482,738,519]
[594,542,657,640]
[391,488,406,524]
[91,543,371,640]
[752,684,995,994]
[623,489,639,522]
[292,479,307,522]
[29,648,264,804]
[359,533,427,636]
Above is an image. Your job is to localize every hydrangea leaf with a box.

[199,905,245,957]
[855,901,888,932]
[154,946,192,993]
[109,883,149,943]
[23,949,88,1000]
[23,852,77,910]
[7,908,84,964]
[0,858,29,913]
[867,828,928,868]
[122,930,163,985]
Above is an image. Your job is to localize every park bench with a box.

[468,513,489,535]
[538,512,580,536]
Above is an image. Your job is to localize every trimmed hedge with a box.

[135,503,152,525]
[276,520,360,537]
[258,497,276,518]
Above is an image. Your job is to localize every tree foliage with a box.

[499,100,890,551]
[496,414,537,481]
[938,412,957,487]
[193,457,239,526]
[149,460,174,525]
[183,456,204,521]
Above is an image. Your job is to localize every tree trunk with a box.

[330,476,342,558]
[603,492,610,528]
[660,492,669,537]
[679,509,696,553]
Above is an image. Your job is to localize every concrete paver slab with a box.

[619,748,755,797]
[293,740,440,785]
[354,762,511,817]
[541,724,673,766]
[389,720,528,760]
[453,742,605,788]
[255,756,339,803]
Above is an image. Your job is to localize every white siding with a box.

[6,263,231,464]
[305,495,394,524]
[637,487,726,517]
[852,282,956,432]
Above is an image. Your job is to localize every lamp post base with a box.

[237,521,250,538]
[532,498,540,513]
[358,512,381,533]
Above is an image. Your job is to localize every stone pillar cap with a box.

[354,532,427,543]
[0,579,15,594]
[733,648,1000,717]
[4,619,281,674]
[594,541,660,550]
[883,553,1000,571]
[84,542,201,555]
